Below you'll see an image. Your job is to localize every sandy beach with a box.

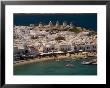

[14,52,97,66]
[14,56,70,66]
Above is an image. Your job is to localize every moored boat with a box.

[65,64,74,67]
[81,60,97,65]
[91,62,97,65]
[56,59,60,61]
[81,61,91,65]
[65,59,71,62]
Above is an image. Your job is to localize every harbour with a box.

[14,57,97,75]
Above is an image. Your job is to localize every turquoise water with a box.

[14,59,97,75]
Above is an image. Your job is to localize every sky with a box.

[14,13,97,30]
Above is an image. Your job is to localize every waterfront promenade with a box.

[14,52,96,66]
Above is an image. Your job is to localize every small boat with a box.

[65,59,71,62]
[84,57,87,59]
[13,62,16,64]
[56,59,60,61]
[65,64,74,67]
[92,62,97,65]
[81,60,97,65]
[81,61,92,65]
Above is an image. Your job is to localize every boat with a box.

[65,64,74,67]
[56,59,60,61]
[91,62,97,65]
[81,60,97,65]
[83,57,87,59]
[81,61,91,65]
[65,59,71,62]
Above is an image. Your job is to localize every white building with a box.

[75,45,85,51]
[43,43,55,52]
[14,46,18,54]
[59,41,71,51]
[91,44,97,51]
[85,44,96,52]
[70,46,75,51]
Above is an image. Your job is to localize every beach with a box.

[14,52,97,66]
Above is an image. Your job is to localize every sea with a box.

[14,13,97,31]
[14,59,97,75]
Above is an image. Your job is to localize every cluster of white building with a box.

[13,21,97,54]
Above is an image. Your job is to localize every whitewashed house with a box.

[13,46,18,54]
[59,41,71,51]
[70,45,75,51]
[85,44,93,51]
[91,44,97,52]
[44,43,55,52]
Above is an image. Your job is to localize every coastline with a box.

[14,56,67,66]
[14,52,96,66]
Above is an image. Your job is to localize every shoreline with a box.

[14,56,67,66]
[14,53,97,66]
